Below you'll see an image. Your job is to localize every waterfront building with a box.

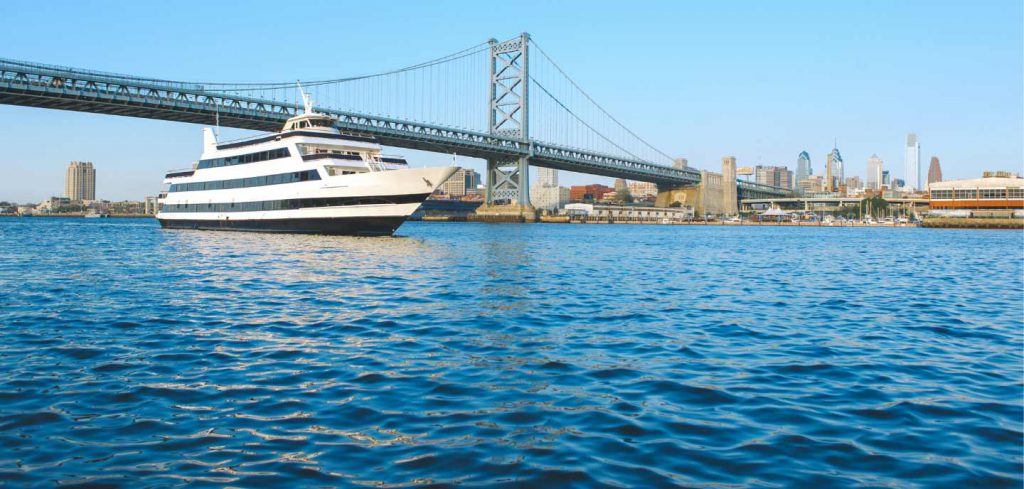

[37,196,71,213]
[562,203,694,221]
[440,168,482,198]
[882,170,891,187]
[613,178,627,192]
[530,185,570,211]
[755,165,794,189]
[927,156,942,186]
[538,167,558,188]
[110,200,147,214]
[569,184,613,202]
[65,161,96,201]
[866,154,883,190]
[673,157,688,169]
[892,178,906,189]
[795,151,811,192]
[721,156,737,215]
[904,133,920,190]
[929,171,1023,210]
[627,181,658,200]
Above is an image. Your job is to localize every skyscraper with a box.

[866,154,884,190]
[64,161,96,201]
[440,168,481,197]
[795,151,811,191]
[826,146,843,192]
[927,156,942,186]
[755,165,794,189]
[845,176,862,190]
[904,133,920,190]
[825,153,833,192]
[538,167,558,187]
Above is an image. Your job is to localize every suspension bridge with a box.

[0,33,790,206]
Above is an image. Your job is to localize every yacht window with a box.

[197,147,291,169]
[167,170,321,192]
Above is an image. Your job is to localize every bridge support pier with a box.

[474,156,536,222]
[484,156,530,206]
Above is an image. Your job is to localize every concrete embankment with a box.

[922,217,1024,229]
[467,204,536,223]
[538,219,921,228]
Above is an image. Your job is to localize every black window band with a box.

[168,170,320,193]
[197,147,291,169]
[216,131,378,151]
[160,193,431,213]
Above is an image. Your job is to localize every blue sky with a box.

[1,0,1021,202]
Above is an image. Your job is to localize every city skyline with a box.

[0,1,1021,202]
[0,137,996,205]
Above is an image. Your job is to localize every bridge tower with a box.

[485,33,531,206]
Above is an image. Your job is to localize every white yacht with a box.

[156,93,457,236]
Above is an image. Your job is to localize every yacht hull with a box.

[158,215,408,236]
[157,165,458,236]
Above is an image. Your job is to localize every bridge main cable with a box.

[196,41,492,91]
[528,38,676,165]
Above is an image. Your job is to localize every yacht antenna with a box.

[214,107,221,138]
[297,81,314,114]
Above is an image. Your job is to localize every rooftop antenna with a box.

[297,81,314,114]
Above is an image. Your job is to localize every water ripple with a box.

[0,218,1021,487]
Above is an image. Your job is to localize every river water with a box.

[0,218,1021,487]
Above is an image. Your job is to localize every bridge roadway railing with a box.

[0,58,789,196]
[737,181,793,199]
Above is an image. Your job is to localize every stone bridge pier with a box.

[655,156,739,216]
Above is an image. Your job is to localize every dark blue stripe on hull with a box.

[158,216,408,236]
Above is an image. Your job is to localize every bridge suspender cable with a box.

[529,39,676,165]
[196,42,492,91]
[530,78,646,162]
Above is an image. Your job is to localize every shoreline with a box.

[6,214,153,218]
[7,214,1021,229]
